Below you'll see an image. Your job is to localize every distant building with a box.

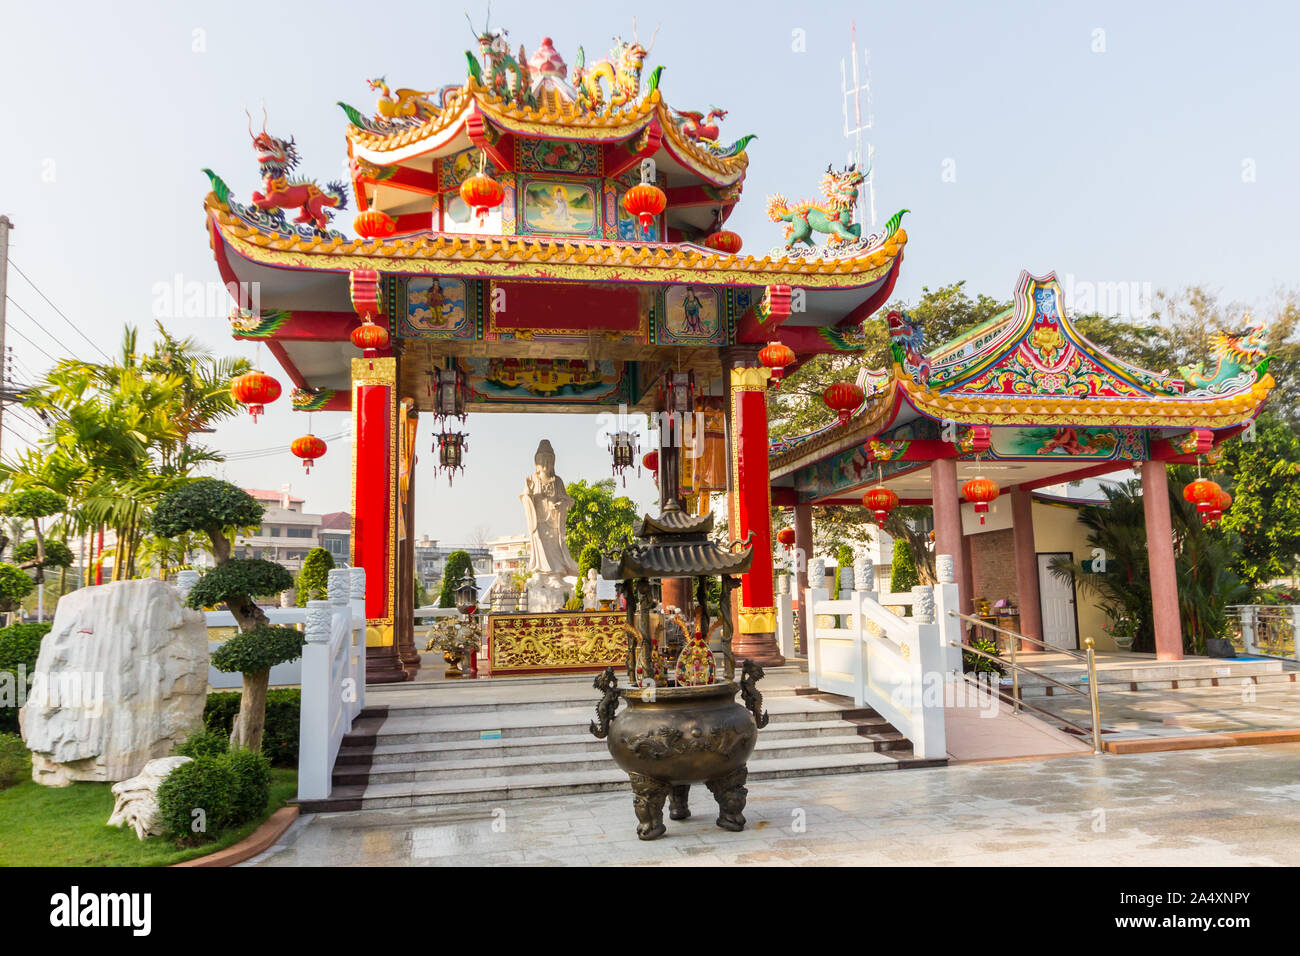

[319,511,351,568]
[487,533,530,577]
[413,535,491,593]
[232,487,322,573]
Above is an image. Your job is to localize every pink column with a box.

[793,502,813,653]
[1141,461,1183,660]
[931,458,969,612]
[1011,486,1042,651]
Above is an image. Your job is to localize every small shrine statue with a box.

[521,440,579,611]
[583,568,599,610]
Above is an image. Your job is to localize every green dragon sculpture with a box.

[1177,326,1269,395]
[766,165,866,249]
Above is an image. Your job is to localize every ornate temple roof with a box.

[604,505,753,579]
[771,270,1275,480]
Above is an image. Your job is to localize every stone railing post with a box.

[1291,605,1300,663]
[776,575,797,659]
[853,555,874,594]
[909,584,946,760]
[1239,606,1256,655]
[348,567,366,622]
[298,599,334,802]
[804,585,829,688]
[932,554,962,674]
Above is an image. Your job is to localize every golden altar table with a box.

[485,610,628,675]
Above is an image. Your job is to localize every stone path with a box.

[244,742,1300,866]
[1035,680,1300,738]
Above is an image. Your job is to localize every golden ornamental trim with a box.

[730,366,772,391]
[351,356,397,385]
[739,607,778,634]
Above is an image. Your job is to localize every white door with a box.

[1037,553,1078,650]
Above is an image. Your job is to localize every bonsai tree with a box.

[437,550,474,608]
[0,489,66,582]
[151,479,302,751]
[295,546,334,607]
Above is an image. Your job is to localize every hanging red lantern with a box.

[962,476,1001,524]
[759,341,795,383]
[1206,487,1232,527]
[460,172,504,222]
[642,450,659,474]
[1183,478,1222,523]
[291,433,327,473]
[862,486,899,525]
[351,316,391,351]
[354,210,397,238]
[623,183,667,235]
[703,229,742,254]
[823,382,865,424]
[231,370,282,423]
[777,527,796,552]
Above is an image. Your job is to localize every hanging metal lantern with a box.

[862,486,899,525]
[350,315,391,351]
[1184,478,1223,524]
[663,370,696,418]
[822,382,864,424]
[962,476,1001,524]
[759,341,795,383]
[354,210,397,238]
[609,430,639,485]
[777,527,796,552]
[291,433,327,473]
[435,431,469,485]
[231,370,282,423]
[431,366,467,422]
[703,229,742,254]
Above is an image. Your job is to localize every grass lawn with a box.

[0,749,297,866]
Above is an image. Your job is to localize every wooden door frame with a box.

[1036,551,1081,651]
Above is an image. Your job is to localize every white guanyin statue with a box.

[521,440,579,611]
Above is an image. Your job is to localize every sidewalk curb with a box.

[1103,728,1300,754]
[171,806,299,868]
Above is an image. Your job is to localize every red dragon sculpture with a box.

[246,109,348,231]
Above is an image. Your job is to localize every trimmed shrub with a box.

[437,550,474,608]
[576,544,602,582]
[12,540,74,569]
[175,729,229,759]
[0,731,29,790]
[185,559,294,612]
[0,565,34,613]
[295,546,334,607]
[224,748,272,825]
[890,538,920,593]
[833,544,854,593]
[210,625,305,675]
[155,756,238,842]
[203,689,300,766]
[0,622,50,732]
[150,479,262,540]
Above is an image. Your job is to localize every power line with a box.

[7,260,112,362]
[3,296,69,364]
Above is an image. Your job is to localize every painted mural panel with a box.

[517,138,599,176]
[657,285,724,345]
[460,357,631,405]
[520,178,599,235]
[988,426,1146,460]
[401,277,473,339]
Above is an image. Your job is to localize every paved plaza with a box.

[245,742,1300,866]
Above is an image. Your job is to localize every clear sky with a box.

[1,0,1296,543]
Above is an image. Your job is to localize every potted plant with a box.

[1104,613,1138,651]
[425,617,480,678]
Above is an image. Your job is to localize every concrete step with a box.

[1019,669,1298,698]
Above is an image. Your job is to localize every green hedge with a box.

[155,749,273,844]
[202,688,300,767]
[0,622,51,732]
[175,729,230,759]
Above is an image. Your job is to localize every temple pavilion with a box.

[200,24,1272,679]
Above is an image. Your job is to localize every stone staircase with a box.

[299,667,945,813]
[1013,654,1297,698]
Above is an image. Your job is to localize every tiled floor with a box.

[244,742,1300,866]
[1035,681,1300,738]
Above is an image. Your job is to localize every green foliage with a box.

[204,689,300,766]
[151,478,263,541]
[0,489,65,520]
[1213,414,1300,587]
[890,538,920,593]
[210,626,305,675]
[295,546,335,606]
[413,572,430,609]
[155,756,238,843]
[0,565,35,613]
[174,729,229,759]
[223,748,272,826]
[0,732,29,790]
[185,559,294,611]
[577,543,603,581]
[12,539,74,569]
[437,550,475,608]
[564,478,639,560]
[963,636,1004,675]
[833,544,854,593]
[0,621,49,730]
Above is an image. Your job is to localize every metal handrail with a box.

[947,610,1088,663]
[954,642,1089,699]
[953,670,1095,738]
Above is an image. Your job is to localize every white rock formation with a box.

[20,579,209,786]
[106,755,193,839]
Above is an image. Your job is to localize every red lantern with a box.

[354,211,396,238]
[759,341,795,383]
[1206,488,1232,527]
[351,316,391,351]
[642,450,659,474]
[962,476,1001,524]
[1184,478,1223,524]
[623,182,667,234]
[823,382,865,424]
[777,527,796,552]
[460,173,504,222]
[703,229,742,254]
[862,486,899,525]
[291,433,327,473]
[231,370,281,423]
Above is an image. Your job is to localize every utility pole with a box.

[0,215,11,462]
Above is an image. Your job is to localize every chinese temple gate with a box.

[202,25,907,681]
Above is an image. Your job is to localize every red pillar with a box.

[1141,460,1184,661]
[931,457,969,613]
[352,356,407,683]
[1011,486,1042,651]
[724,353,783,666]
[793,501,813,654]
